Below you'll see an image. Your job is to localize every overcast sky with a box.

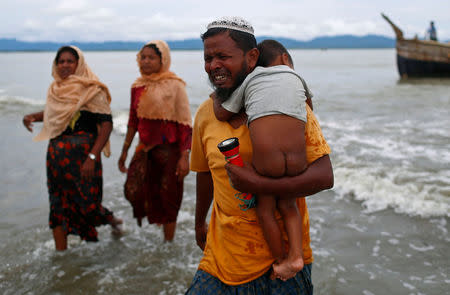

[2,0,449,42]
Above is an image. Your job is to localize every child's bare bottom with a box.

[249,114,307,280]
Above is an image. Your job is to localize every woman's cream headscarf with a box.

[34,46,112,156]
[132,40,191,127]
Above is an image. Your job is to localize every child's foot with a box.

[273,257,304,281]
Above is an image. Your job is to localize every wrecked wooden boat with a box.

[382,13,450,78]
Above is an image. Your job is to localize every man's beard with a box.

[209,61,248,102]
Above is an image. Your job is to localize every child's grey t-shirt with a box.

[222,65,312,123]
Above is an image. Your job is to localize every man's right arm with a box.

[195,171,214,250]
[225,154,333,198]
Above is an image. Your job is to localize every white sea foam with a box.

[430,218,448,237]
[313,248,332,257]
[371,240,380,256]
[0,95,45,107]
[388,239,400,245]
[409,243,435,252]
[321,119,363,132]
[111,110,129,136]
[346,222,367,233]
[0,95,127,139]
[402,281,416,290]
[334,166,450,218]
[97,265,126,287]
[329,122,450,165]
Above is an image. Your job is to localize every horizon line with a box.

[0,33,396,44]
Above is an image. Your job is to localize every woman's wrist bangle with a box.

[123,141,131,147]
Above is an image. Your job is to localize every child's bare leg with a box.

[256,195,286,264]
[250,115,307,279]
[273,198,304,280]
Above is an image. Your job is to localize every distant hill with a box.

[0,35,396,52]
[257,34,396,49]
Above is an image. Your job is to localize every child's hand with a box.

[228,112,247,129]
[212,93,236,122]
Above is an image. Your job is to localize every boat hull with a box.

[396,39,450,78]
[382,14,450,78]
[397,54,450,77]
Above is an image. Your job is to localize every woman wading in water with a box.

[118,40,192,241]
[23,46,122,250]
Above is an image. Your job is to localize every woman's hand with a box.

[23,114,35,132]
[118,127,136,174]
[225,161,260,193]
[81,157,96,179]
[176,150,190,181]
[118,151,128,173]
[22,112,44,132]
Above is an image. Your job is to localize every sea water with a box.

[0,49,449,295]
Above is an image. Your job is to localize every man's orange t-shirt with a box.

[190,98,330,285]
